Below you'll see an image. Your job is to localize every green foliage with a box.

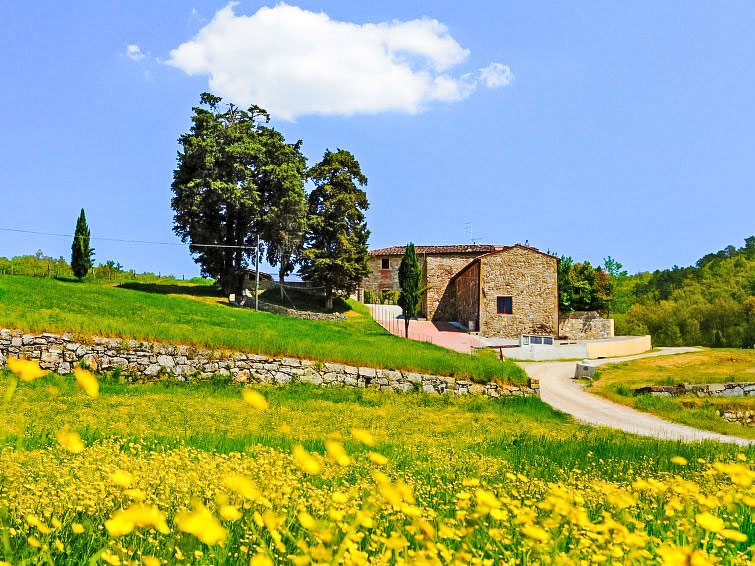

[558,256,610,313]
[615,237,755,347]
[362,289,377,304]
[398,243,422,337]
[300,149,370,310]
[172,94,309,295]
[0,274,527,384]
[379,290,399,305]
[71,208,94,280]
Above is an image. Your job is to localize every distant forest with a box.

[612,237,755,348]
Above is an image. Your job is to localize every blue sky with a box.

[1,1,753,277]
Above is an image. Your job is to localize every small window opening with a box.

[381,258,390,269]
[496,296,513,315]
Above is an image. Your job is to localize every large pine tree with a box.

[300,149,370,310]
[71,208,94,280]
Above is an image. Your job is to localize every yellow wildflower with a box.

[368,452,388,465]
[109,470,133,488]
[720,529,747,542]
[521,525,549,542]
[670,456,688,466]
[71,523,85,534]
[124,488,147,501]
[6,356,49,381]
[175,504,227,545]
[351,428,375,446]
[105,505,170,537]
[696,512,724,533]
[56,431,85,454]
[219,504,242,521]
[242,389,268,409]
[224,473,261,500]
[101,551,121,566]
[27,535,41,548]
[250,554,273,566]
[293,445,321,475]
[142,556,160,566]
[73,366,99,397]
[325,440,351,466]
[54,539,64,552]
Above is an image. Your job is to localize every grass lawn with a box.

[591,349,755,439]
[1,369,753,565]
[0,274,526,384]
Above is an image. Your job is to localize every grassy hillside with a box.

[592,349,755,438]
[0,274,525,384]
[0,370,751,565]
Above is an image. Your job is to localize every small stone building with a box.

[361,244,559,338]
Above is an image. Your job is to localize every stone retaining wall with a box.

[0,329,537,397]
[559,311,614,340]
[718,410,755,426]
[633,382,755,398]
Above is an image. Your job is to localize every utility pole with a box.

[255,234,260,311]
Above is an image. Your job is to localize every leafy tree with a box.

[71,209,94,280]
[172,94,306,296]
[398,243,422,337]
[259,130,308,301]
[558,257,610,313]
[300,149,370,310]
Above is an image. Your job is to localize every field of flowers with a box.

[1,359,754,565]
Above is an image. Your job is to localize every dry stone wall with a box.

[0,328,537,398]
[633,382,755,397]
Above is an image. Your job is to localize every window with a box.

[496,296,513,315]
[381,258,390,269]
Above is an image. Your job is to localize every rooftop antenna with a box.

[464,222,476,244]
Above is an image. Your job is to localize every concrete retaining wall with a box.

[501,335,652,361]
[0,328,537,398]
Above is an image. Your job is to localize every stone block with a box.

[359,367,377,378]
[274,372,292,384]
[156,355,175,368]
[144,364,162,376]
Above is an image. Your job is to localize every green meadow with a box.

[0,274,525,384]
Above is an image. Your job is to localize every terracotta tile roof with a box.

[369,244,504,256]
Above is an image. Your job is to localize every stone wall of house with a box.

[478,248,559,338]
[454,262,480,331]
[559,311,614,340]
[425,253,479,321]
[361,255,403,294]
[0,328,538,397]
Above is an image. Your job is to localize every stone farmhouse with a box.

[361,244,559,338]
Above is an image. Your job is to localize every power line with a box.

[0,226,257,250]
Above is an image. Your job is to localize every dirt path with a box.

[519,348,753,446]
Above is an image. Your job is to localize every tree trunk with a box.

[325,289,333,311]
[279,270,285,303]
[404,317,410,338]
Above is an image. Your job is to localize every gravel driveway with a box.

[519,348,753,446]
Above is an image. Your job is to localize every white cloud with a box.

[479,62,514,88]
[126,44,146,61]
[167,3,512,120]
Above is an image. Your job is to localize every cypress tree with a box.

[71,208,94,280]
[398,243,422,337]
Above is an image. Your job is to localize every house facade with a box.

[361,244,559,339]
